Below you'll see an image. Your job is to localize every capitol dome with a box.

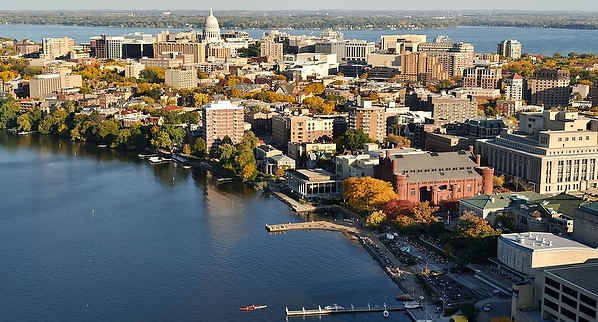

[203,8,221,43]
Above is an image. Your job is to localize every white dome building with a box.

[203,8,221,43]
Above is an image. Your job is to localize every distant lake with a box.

[0,24,597,55]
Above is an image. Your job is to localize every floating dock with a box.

[285,304,405,317]
[265,221,358,233]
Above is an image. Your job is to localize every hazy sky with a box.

[2,0,598,11]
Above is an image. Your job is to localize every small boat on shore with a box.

[404,301,422,309]
[396,294,414,301]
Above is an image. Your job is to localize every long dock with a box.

[285,304,405,317]
[265,221,358,233]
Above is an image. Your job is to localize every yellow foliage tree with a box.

[342,177,397,213]
[303,82,325,95]
[366,210,387,228]
[456,211,500,239]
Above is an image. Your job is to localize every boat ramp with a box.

[285,304,404,317]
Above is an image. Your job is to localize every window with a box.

[410,189,415,196]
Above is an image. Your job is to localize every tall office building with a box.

[41,37,75,60]
[344,40,375,62]
[592,78,598,108]
[497,39,522,59]
[201,101,245,151]
[29,68,82,98]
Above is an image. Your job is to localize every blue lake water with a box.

[0,133,407,321]
[0,24,597,55]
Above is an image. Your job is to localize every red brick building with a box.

[373,147,493,207]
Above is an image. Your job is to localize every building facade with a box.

[201,101,245,151]
[165,68,196,89]
[528,69,571,108]
[497,39,522,59]
[41,37,75,60]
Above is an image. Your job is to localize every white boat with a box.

[148,156,171,164]
[324,304,344,310]
[404,301,422,309]
[253,304,267,310]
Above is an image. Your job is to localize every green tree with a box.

[0,97,20,129]
[191,137,207,158]
[237,42,261,58]
[336,129,373,152]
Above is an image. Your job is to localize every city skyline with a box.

[1,0,598,11]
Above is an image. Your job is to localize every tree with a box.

[191,137,207,158]
[366,210,387,228]
[302,96,334,113]
[303,82,325,95]
[384,134,410,148]
[458,302,479,322]
[0,97,20,129]
[342,177,397,213]
[237,42,260,58]
[493,174,506,189]
[336,129,373,152]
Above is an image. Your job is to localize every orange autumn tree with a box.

[342,177,397,214]
[450,211,502,264]
[380,199,438,233]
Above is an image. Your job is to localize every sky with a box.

[2,0,598,11]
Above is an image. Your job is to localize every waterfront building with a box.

[476,110,598,194]
[201,101,245,151]
[497,39,522,59]
[285,169,342,200]
[373,148,494,206]
[41,37,74,60]
[528,69,571,108]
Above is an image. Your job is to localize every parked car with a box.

[483,304,492,312]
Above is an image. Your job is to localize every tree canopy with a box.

[342,177,397,214]
[336,129,373,152]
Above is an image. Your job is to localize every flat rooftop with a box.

[545,263,598,296]
[500,232,597,252]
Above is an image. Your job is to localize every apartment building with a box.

[528,69,571,108]
[201,101,245,151]
[417,42,475,78]
[260,39,284,61]
[271,113,334,149]
[497,39,522,59]
[462,62,502,89]
[400,52,448,84]
[505,73,525,101]
[344,40,375,62]
[165,68,196,89]
[41,37,75,60]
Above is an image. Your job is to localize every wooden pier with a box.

[285,304,405,317]
[265,221,358,234]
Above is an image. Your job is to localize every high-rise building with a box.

[417,42,475,78]
[400,52,448,84]
[504,73,524,101]
[165,68,196,89]
[41,37,75,60]
[201,101,245,151]
[153,42,206,64]
[347,100,388,142]
[497,39,522,59]
[260,39,284,60]
[462,62,502,89]
[314,40,345,63]
[528,69,571,107]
